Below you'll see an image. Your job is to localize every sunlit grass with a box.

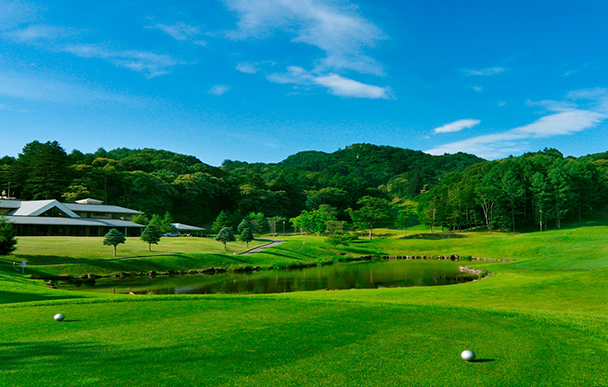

[3,221,608,385]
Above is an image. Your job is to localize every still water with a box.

[59,260,478,295]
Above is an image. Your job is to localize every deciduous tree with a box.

[140,225,161,252]
[348,196,392,240]
[239,227,254,248]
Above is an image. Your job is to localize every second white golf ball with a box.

[461,350,476,361]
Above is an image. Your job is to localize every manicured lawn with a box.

[2,223,608,385]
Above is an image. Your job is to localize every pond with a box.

[56,260,478,295]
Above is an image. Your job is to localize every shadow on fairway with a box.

[0,291,84,304]
[400,233,468,240]
[0,341,104,370]
[470,359,495,363]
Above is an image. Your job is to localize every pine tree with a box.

[215,227,236,250]
[0,216,17,256]
[103,229,126,257]
[212,211,232,233]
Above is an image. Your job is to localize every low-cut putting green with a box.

[2,223,608,386]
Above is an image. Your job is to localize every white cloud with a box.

[566,88,607,101]
[209,84,231,95]
[267,66,390,99]
[224,0,385,76]
[472,86,483,92]
[433,119,480,134]
[526,99,577,112]
[236,62,259,74]
[427,110,606,158]
[62,44,179,78]
[3,24,73,43]
[463,67,506,76]
[147,22,206,45]
[313,74,390,99]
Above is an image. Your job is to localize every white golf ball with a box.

[461,350,476,361]
[54,313,65,322]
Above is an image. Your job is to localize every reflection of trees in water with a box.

[65,261,477,295]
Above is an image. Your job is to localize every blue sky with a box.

[1,0,608,165]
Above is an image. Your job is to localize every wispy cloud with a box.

[564,62,594,77]
[3,24,74,43]
[267,66,390,99]
[147,21,206,46]
[0,67,135,103]
[0,0,38,30]
[428,89,608,158]
[61,44,179,78]
[1,4,183,78]
[433,119,480,134]
[209,84,231,95]
[427,110,605,158]
[224,0,389,99]
[224,0,386,76]
[463,67,506,76]
[526,99,576,112]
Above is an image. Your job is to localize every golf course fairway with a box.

[1,224,608,386]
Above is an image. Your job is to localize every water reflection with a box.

[59,260,478,295]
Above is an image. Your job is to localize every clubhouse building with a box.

[0,198,145,236]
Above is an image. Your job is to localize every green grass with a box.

[3,223,608,385]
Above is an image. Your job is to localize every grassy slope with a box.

[2,224,608,386]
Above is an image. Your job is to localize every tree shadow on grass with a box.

[0,341,105,371]
[255,250,309,261]
[0,291,85,304]
[400,233,468,240]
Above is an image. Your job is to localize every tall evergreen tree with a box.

[212,210,232,233]
[16,141,71,200]
[0,216,17,256]
[501,169,525,232]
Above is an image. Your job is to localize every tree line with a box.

[0,141,481,229]
[417,148,608,232]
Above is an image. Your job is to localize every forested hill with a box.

[225,144,485,198]
[1,141,482,227]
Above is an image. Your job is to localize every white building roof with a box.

[64,203,140,215]
[6,216,144,228]
[171,223,205,231]
[11,200,79,218]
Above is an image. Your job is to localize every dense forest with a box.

[2,141,606,233]
[0,141,481,228]
[417,148,608,232]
